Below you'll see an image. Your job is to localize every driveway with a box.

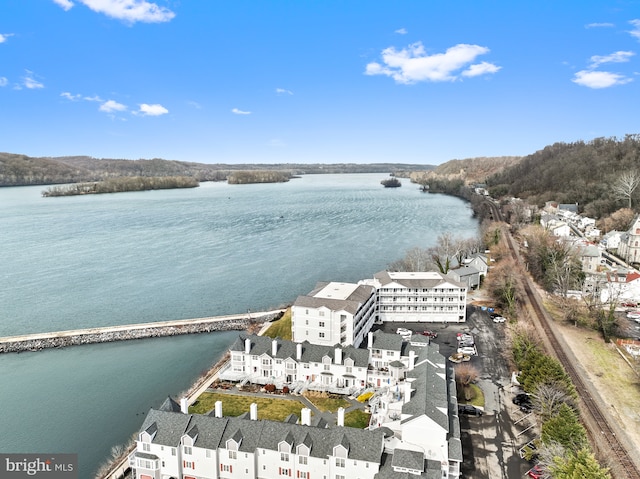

[375,305,539,478]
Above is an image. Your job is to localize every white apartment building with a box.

[291,282,376,347]
[219,334,369,393]
[132,403,385,479]
[363,271,467,323]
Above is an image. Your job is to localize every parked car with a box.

[448,352,471,363]
[420,330,438,338]
[527,465,544,479]
[493,315,506,323]
[458,404,483,416]
[513,393,531,405]
[457,346,477,355]
[456,333,474,343]
[396,328,412,339]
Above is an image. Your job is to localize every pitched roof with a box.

[370,330,403,351]
[230,334,369,367]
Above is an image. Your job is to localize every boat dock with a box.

[0,309,285,354]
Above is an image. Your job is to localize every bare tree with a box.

[612,170,640,209]
[454,363,480,401]
[531,382,573,421]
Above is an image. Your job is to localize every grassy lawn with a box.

[189,392,306,421]
[263,308,292,340]
[344,410,370,429]
[458,384,485,408]
[303,392,350,412]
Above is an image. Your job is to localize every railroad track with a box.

[487,200,640,478]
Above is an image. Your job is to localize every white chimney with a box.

[272,339,278,356]
[250,403,258,420]
[245,337,251,354]
[215,400,223,418]
[301,408,311,426]
[368,331,373,349]
[409,350,416,370]
[337,407,345,427]
[296,343,302,361]
[403,382,412,404]
[335,347,342,365]
[180,397,189,414]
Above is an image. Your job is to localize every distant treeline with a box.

[0,152,435,187]
[41,176,199,197]
[227,171,292,184]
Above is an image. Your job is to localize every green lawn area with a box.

[263,308,292,340]
[189,392,306,421]
[303,393,350,412]
[458,384,485,408]
[344,409,370,429]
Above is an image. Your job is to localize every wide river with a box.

[0,173,478,477]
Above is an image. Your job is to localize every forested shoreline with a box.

[41,176,199,197]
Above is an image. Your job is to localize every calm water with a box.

[0,173,478,477]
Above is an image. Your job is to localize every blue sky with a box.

[1,0,640,164]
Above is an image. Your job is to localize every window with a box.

[184,461,194,469]
[319,311,325,317]
[319,332,325,338]
[299,456,308,465]
[206,450,212,458]
[183,446,192,455]
[336,475,345,479]
[336,458,345,468]
[319,321,325,327]
[171,448,176,456]
[221,464,232,472]
[281,452,289,462]
[300,472,308,479]
[324,364,330,371]
[340,314,346,320]
[142,443,150,452]
[346,366,352,373]
[229,450,237,459]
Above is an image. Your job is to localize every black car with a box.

[513,393,531,405]
[458,404,483,416]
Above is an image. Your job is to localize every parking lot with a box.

[374,305,539,478]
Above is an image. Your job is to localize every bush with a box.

[264,384,276,393]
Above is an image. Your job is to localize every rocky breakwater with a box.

[0,310,284,354]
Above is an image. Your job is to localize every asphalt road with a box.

[375,305,539,479]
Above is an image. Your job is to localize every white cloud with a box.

[589,50,635,68]
[53,0,75,11]
[187,100,202,109]
[585,22,614,28]
[572,70,632,88]
[630,19,640,41]
[23,71,44,89]
[462,61,502,77]
[99,99,127,112]
[57,0,175,23]
[365,42,498,84]
[60,91,82,100]
[232,108,251,115]
[84,95,103,102]
[276,88,293,95]
[137,103,168,116]
[395,28,407,35]
[0,77,7,87]
[0,33,14,43]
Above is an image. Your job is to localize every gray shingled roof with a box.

[230,334,369,367]
[391,448,424,471]
[159,396,182,412]
[137,408,384,464]
[293,282,375,315]
[374,271,465,289]
[370,330,403,352]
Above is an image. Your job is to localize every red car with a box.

[527,465,543,479]
[420,330,438,338]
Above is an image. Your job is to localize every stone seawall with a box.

[0,310,284,354]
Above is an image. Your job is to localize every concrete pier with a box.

[0,309,285,354]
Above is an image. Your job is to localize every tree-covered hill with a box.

[0,152,436,187]
[486,135,640,218]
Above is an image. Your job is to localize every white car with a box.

[457,346,477,355]
[396,328,412,339]
[493,316,506,323]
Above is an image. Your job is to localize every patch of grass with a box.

[263,308,292,340]
[189,392,306,421]
[457,384,485,408]
[303,392,350,412]
[344,410,370,429]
